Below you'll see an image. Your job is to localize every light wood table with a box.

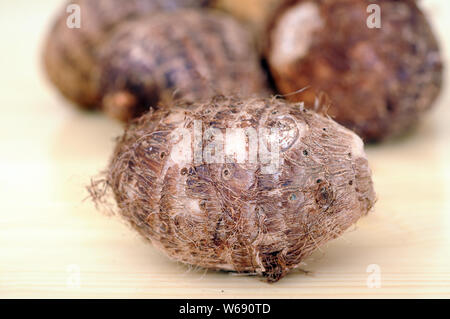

[0,0,449,298]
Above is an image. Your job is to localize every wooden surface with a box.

[0,0,449,298]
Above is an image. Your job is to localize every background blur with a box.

[0,0,449,298]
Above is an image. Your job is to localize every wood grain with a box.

[0,0,449,298]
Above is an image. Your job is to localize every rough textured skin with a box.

[98,9,269,122]
[266,0,443,142]
[105,96,375,282]
[43,0,212,109]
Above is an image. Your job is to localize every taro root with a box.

[98,9,269,122]
[103,96,375,282]
[266,0,443,142]
[43,0,212,109]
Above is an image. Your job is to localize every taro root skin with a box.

[43,0,213,109]
[266,0,443,142]
[98,9,270,122]
[106,96,376,282]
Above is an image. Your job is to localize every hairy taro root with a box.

[43,0,212,108]
[104,96,375,282]
[98,9,269,122]
[266,0,443,142]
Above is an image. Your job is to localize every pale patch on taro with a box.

[163,109,186,125]
[331,118,367,160]
[350,133,366,159]
[184,198,203,220]
[170,127,193,165]
[269,1,324,69]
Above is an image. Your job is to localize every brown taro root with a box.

[266,0,443,142]
[98,9,269,122]
[103,96,375,282]
[43,0,212,109]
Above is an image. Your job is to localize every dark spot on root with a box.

[349,180,353,185]
[315,180,334,209]
[213,217,223,246]
[303,150,309,156]
[180,168,188,175]
[261,250,287,283]
[386,98,395,113]
[160,152,166,159]
[319,187,329,199]
[222,168,231,180]
[316,179,322,184]
[159,223,168,233]
[281,181,291,187]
